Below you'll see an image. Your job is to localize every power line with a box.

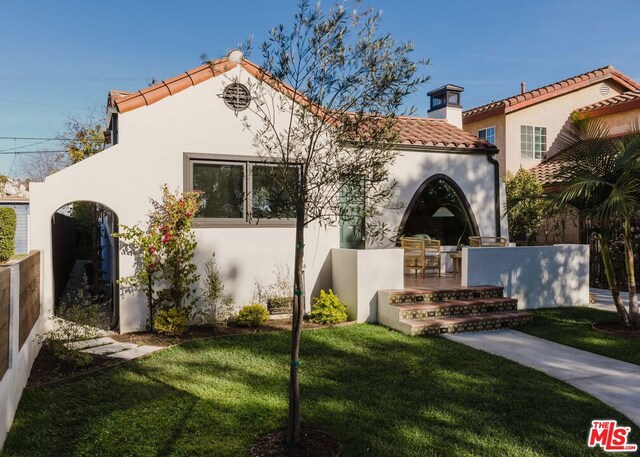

[0,150,66,155]
[0,76,152,81]
[0,98,89,110]
[0,136,72,141]
[0,139,51,153]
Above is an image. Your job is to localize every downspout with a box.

[486,151,501,237]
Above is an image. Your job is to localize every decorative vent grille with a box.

[222,83,251,113]
[600,83,610,97]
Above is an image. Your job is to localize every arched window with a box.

[400,175,478,246]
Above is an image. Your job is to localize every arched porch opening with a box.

[399,174,479,246]
[51,201,119,331]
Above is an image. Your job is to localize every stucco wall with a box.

[593,107,640,136]
[504,81,628,174]
[29,65,503,333]
[462,245,590,308]
[463,115,507,174]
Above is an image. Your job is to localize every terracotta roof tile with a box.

[530,150,569,185]
[463,66,640,124]
[108,54,494,151]
[575,89,640,117]
[394,117,496,150]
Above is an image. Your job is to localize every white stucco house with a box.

[29,52,506,333]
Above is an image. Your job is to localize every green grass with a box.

[3,324,638,456]
[518,307,640,366]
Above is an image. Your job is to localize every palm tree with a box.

[553,113,640,327]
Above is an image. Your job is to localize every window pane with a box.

[478,129,487,140]
[193,163,245,218]
[251,165,297,219]
[487,127,495,144]
[339,178,365,249]
[521,125,533,159]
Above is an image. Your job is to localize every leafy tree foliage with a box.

[222,0,428,445]
[505,168,550,245]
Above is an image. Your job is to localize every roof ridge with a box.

[463,65,640,120]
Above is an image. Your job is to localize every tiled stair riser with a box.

[399,300,518,320]
[413,315,533,336]
[387,287,504,305]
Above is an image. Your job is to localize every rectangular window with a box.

[521,125,546,159]
[187,154,298,227]
[478,126,495,145]
[339,178,365,249]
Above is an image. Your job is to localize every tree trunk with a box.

[599,234,630,326]
[623,220,639,326]
[287,209,305,447]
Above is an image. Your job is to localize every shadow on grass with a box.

[3,324,638,457]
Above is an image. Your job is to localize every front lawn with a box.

[3,324,638,456]
[518,307,640,366]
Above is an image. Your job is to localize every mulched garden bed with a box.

[250,427,342,457]
[593,321,640,337]
[28,319,354,387]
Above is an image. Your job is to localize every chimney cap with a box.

[427,84,464,97]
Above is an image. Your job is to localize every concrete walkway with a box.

[66,337,164,360]
[444,329,640,427]
[590,287,630,312]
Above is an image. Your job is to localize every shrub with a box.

[154,307,189,335]
[309,289,348,324]
[235,304,269,327]
[267,296,293,315]
[194,253,234,325]
[0,207,16,262]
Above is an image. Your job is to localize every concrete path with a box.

[65,337,164,360]
[590,287,630,312]
[444,329,640,427]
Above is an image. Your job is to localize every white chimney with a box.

[427,84,464,128]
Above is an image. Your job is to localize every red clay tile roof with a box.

[394,116,496,150]
[463,66,640,124]
[575,89,640,118]
[530,154,565,185]
[108,54,494,151]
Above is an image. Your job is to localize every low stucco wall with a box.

[0,252,43,450]
[462,245,589,308]
[331,248,403,322]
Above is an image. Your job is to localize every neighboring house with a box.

[530,88,640,244]
[29,52,504,333]
[0,179,29,255]
[462,66,640,176]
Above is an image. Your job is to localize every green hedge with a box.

[0,207,16,262]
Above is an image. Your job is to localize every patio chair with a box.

[469,236,508,247]
[400,237,426,278]
[424,239,441,277]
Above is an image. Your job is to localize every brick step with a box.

[379,285,504,306]
[395,297,518,320]
[400,311,533,336]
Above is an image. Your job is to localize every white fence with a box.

[462,245,590,308]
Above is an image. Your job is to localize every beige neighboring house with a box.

[529,89,640,244]
[462,66,640,176]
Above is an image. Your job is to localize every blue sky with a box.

[1,0,639,176]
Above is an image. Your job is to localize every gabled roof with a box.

[463,66,640,124]
[108,54,494,151]
[575,89,640,118]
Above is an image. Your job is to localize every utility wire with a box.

[0,139,52,153]
[0,136,72,140]
[0,150,66,155]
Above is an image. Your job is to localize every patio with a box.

[404,271,462,290]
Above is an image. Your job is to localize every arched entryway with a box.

[399,174,478,246]
[51,201,119,330]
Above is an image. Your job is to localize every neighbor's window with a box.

[478,126,495,145]
[189,156,298,226]
[521,125,546,159]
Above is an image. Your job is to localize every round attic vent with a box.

[600,83,610,97]
[222,83,251,113]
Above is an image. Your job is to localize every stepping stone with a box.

[107,345,164,360]
[66,337,118,350]
[83,342,138,355]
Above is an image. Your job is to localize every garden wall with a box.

[0,251,43,450]
[462,245,590,308]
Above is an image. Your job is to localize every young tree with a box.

[554,114,640,326]
[221,1,428,445]
[504,168,550,245]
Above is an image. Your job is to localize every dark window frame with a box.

[184,152,298,228]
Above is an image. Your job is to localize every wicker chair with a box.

[469,236,508,247]
[400,237,426,278]
[424,239,441,276]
